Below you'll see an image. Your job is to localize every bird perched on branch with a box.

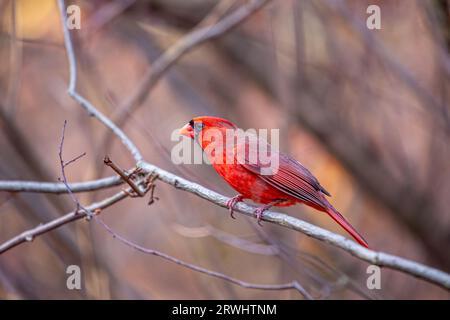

[179,116,368,248]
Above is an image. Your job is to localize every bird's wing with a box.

[236,133,369,247]
[237,135,330,208]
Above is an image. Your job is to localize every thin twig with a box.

[103,156,144,196]
[64,152,87,168]
[0,176,124,194]
[0,189,129,253]
[57,120,93,218]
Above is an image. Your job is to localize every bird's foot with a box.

[254,206,270,226]
[254,199,285,226]
[226,195,244,219]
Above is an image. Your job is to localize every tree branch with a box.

[0,189,129,253]
[0,176,123,194]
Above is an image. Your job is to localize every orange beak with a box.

[179,123,194,139]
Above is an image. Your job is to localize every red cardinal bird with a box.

[179,116,368,248]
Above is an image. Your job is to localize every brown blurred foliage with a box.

[0,0,449,299]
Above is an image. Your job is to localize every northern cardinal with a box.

[179,116,368,247]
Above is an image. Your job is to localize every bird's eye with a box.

[194,122,204,132]
[189,119,194,128]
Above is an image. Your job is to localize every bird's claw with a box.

[254,207,266,226]
[253,200,284,226]
[226,195,244,219]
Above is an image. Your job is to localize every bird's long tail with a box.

[325,205,369,248]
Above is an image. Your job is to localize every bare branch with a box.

[0,176,123,194]
[0,189,129,253]
[58,120,86,213]
[63,152,86,168]
[103,156,144,196]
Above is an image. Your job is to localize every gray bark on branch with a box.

[0,176,123,194]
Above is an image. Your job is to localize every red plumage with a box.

[179,116,369,248]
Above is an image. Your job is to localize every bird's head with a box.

[179,116,237,140]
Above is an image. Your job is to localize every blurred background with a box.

[0,0,449,299]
